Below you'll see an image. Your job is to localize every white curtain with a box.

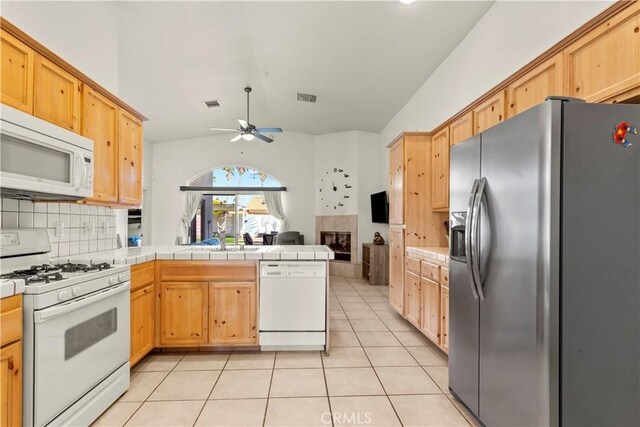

[177,191,203,244]
[263,191,286,232]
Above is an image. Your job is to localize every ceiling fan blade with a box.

[210,128,238,132]
[230,134,242,142]
[238,119,248,130]
[255,128,283,133]
[253,132,273,143]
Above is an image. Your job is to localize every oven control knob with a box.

[118,274,126,282]
[109,276,118,285]
[72,287,81,296]
[58,290,70,301]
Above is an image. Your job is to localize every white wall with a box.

[377,0,614,237]
[315,132,359,215]
[314,131,384,261]
[150,132,316,246]
[380,1,613,145]
[1,1,120,94]
[356,131,386,257]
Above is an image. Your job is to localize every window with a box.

[186,166,282,245]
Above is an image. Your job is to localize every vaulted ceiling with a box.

[116,1,493,142]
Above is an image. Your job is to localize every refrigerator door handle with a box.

[466,179,480,299]
[471,177,487,300]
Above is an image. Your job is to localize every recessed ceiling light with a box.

[399,0,417,4]
[203,100,221,108]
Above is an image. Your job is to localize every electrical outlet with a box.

[55,222,64,237]
[84,221,95,235]
[103,221,110,235]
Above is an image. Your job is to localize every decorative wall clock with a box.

[319,167,353,210]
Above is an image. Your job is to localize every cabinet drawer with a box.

[441,267,449,287]
[405,257,421,275]
[158,261,256,282]
[420,261,440,282]
[0,295,22,347]
[131,261,154,292]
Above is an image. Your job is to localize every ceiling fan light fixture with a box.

[399,0,417,4]
[242,133,255,141]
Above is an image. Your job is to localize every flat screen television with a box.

[371,191,389,224]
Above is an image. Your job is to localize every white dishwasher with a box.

[259,261,327,350]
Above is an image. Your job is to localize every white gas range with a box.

[0,228,130,427]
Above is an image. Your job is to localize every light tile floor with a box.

[93,276,478,427]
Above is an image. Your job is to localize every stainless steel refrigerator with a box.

[448,97,639,427]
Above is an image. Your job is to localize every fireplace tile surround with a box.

[315,214,361,278]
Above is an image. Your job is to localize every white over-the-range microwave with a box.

[0,104,94,200]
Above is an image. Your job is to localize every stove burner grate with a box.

[55,262,112,273]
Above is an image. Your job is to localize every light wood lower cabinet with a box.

[209,282,257,345]
[420,277,440,344]
[130,262,155,365]
[0,295,22,427]
[399,257,449,354]
[404,271,421,328]
[440,285,450,352]
[160,282,209,346]
[388,225,405,315]
[155,261,259,348]
[0,341,22,427]
[130,284,154,365]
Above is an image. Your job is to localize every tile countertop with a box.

[406,246,450,264]
[53,245,335,266]
[0,280,25,298]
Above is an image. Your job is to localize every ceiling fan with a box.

[210,87,283,143]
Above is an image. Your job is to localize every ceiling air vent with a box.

[203,100,221,108]
[297,92,317,103]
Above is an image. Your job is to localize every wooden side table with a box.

[362,243,389,286]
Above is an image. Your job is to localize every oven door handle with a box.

[34,282,130,324]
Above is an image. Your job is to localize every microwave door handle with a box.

[466,179,480,299]
[471,177,487,300]
[34,282,130,324]
[73,152,83,190]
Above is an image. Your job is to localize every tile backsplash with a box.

[0,198,117,257]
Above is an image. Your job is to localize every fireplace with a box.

[321,231,352,262]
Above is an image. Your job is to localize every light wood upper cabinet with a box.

[160,282,208,346]
[508,54,564,116]
[34,54,80,132]
[388,225,405,316]
[564,3,640,103]
[118,109,143,205]
[431,128,450,212]
[420,277,440,344]
[440,285,450,352]
[209,282,257,345]
[388,139,404,225]
[82,85,119,203]
[0,29,34,114]
[404,270,421,328]
[0,341,22,427]
[449,112,474,146]
[473,91,506,134]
